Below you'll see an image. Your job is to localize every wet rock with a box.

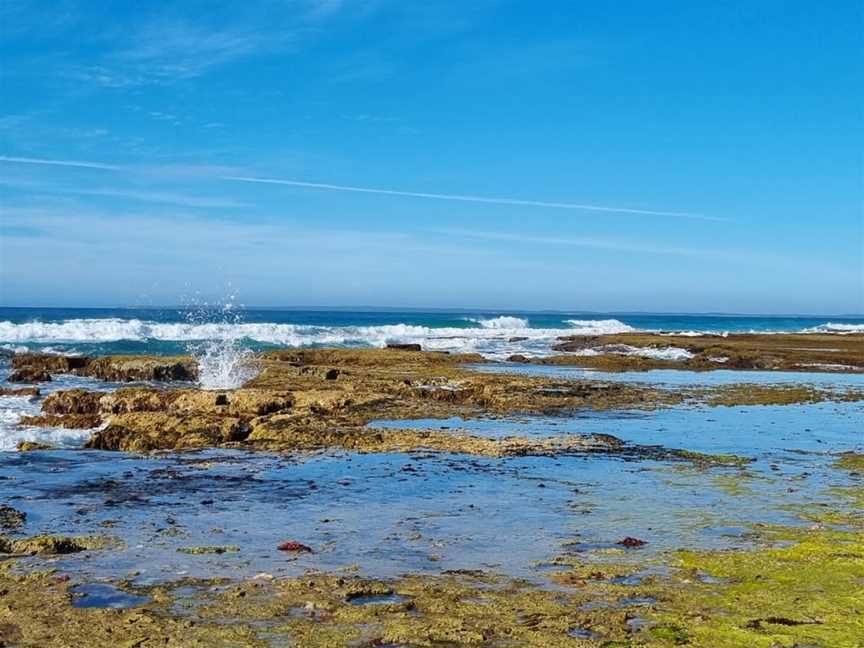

[507,354,530,363]
[11,353,91,374]
[87,413,249,451]
[386,343,422,351]
[617,537,648,548]
[42,389,104,415]
[508,336,529,342]
[16,441,54,451]
[82,356,198,382]
[19,413,102,429]
[177,546,239,555]
[6,367,52,383]
[0,534,110,555]
[0,387,40,398]
[0,506,26,530]
[277,541,312,553]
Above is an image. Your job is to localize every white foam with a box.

[564,319,635,335]
[0,394,94,451]
[0,317,640,360]
[804,322,864,334]
[575,345,694,361]
[467,316,530,329]
[193,338,258,390]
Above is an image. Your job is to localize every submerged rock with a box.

[0,506,26,530]
[0,534,111,555]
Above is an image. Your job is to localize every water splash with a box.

[182,294,258,390]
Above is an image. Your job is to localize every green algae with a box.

[641,526,864,647]
[0,534,114,555]
[176,545,240,555]
[674,450,752,467]
[835,452,864,473]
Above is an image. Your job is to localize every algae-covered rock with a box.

[7,367,52,383]
[16,441,55,451]
[177,545,240,555]
[82,355,198,382]
[0,506,26,530]
[87,413,248,451]
[0,534,112,555]
[19,413,102,429]
[0,387,40,398]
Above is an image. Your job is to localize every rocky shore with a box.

[2,344,862,646]
[8,347,862,454]
[512,332,864,372]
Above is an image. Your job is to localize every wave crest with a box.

[466,316,529,329]
[564,319,635,335]
[804,322,864,334]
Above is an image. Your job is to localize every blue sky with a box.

[0,0,861,314]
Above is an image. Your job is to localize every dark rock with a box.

[508,336,529,342]
[42,389,103,415]
[11,353,91,374]
[386,343,422,352]
[277,540,312,553]
[7,367,52,383]
[507,355,530,363]
[19,414,102,429]
[82,356,198,382]
[617,536,648,548]
[0,506,26,530]
[0,387,40,398]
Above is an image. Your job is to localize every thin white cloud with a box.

[223,175,722,221]
[0,155,721,221]
[0,155,122,170]
[428,227,713,257]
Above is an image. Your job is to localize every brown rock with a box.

[11,353,91,373]
[7,368,52,383]
[42,389,103,415]
[386,343,422,351]
[19,414,102,429]
[82,356,198,382]
[0,387,40,398]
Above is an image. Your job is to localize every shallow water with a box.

[471,363,864,387]
[1,352,860,593]
[1,399,857,586]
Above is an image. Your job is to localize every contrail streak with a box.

[0,156,123,171]
[223,175,721,220]
[0,155,721,220]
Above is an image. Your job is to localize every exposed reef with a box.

[520,332,864,372]
[15,348,864,454]
[7,353,197,383]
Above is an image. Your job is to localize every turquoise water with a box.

[1,307,861,358]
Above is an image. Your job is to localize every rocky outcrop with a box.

[386,343,422,351]
[0,387,40,397]
[7,352,199,383]
[11,353,90,373]
[6,367,52,383]
[547,332,864,373]
[82,356,198,382]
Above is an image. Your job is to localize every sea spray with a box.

[182,297,258,390]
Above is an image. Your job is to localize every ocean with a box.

[1,307,862,360]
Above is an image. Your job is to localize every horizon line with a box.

[0,304,860,319]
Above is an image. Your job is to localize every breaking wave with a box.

[564,319,635,335]
[1,316,860,362]
[467,316,529,329]
[804,322,864,334]
[0,317,635,360]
